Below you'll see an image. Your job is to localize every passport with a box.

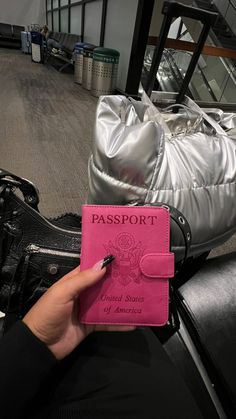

[79,205,174,326]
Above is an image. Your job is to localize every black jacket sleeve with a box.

[0,321,58,419]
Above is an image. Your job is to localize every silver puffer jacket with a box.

[88,93,236,259]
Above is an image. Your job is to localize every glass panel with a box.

[60,0,68,6]
[53,10,59,32]
[194,54,236,103]
[214,0,229,17]
[70,5,82,35]
[202,0,236,49]
[84,0,102,45]
[220,60,236,103]
[198,55,227,100]
[144,1,236,104]
[225,3,236,34]
[53,0,58,9]
[169,17,181,39]
[47,0,51,11]
[47,12,52,30]
[61,8,68,33]
[214,0,236,37]
[143,44,236,104]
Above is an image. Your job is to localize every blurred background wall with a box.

[0,0,46,28]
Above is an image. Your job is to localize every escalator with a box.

[143,0,236,104]
[142,0,236,104]
[142,46,218,102]
[193,0,236,52]
[142,46,190,94]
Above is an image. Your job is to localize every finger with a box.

[94,325,136,332]
[59,265,81,283]
[53,267,106,301]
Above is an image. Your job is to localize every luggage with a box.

[0,169,81,319]
[88,92,236,262]
[143,7,236,417]
[30,24,40,32]
[87,2,236,260]
[31,31,43,63]
[21,31,31,54]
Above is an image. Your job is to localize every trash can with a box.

[82,44,96,91]
[74,42,86,84]
[91,47,120,97]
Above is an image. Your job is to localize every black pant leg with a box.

[35,328,203,419]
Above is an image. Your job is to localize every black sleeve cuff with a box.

[0,321,58,418]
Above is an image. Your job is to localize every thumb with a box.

[54,266,106,301]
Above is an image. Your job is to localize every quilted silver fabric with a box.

[88,93,236,257]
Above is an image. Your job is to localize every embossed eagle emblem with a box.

[104,232,144,286]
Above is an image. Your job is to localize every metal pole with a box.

[145,14,173,97]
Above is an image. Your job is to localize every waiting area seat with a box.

[46,31,81,72]
[0,23,24,48]
[147,251,236,418]
[174,252,236,417]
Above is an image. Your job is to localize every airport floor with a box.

[0,47,235,258]
[0,47,97,217]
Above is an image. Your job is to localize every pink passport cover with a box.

[79,205,174,326]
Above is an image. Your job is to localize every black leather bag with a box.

[0,169,81,319]
[0,169,192,323]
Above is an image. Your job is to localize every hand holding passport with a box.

[79,205,174,327]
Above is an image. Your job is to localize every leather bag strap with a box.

[159,202,191,263]
[0,168,39,210]
[142,202,191,264]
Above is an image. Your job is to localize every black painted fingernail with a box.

[101,254,115,268]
